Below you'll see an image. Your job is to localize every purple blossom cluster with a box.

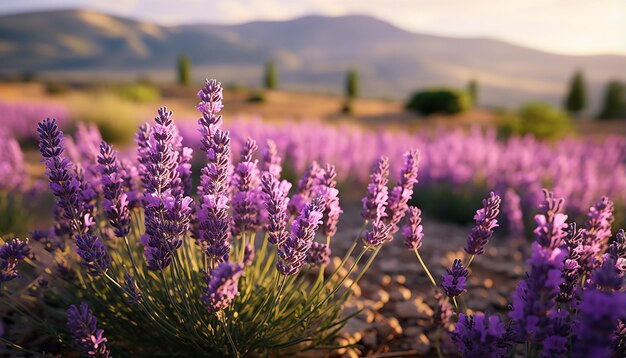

[179,118,626,234]
[441,259,468,299]
[451,313,510,358]
[0,238,31,285]
[277,197,325,275]
[464,191,501,256]
[138,108,193,271]
[66,303,110,357]
[202,261,244,314]
[0,100,68,140]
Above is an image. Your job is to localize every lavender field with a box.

[2,3,626,358]
[0,78,624,358]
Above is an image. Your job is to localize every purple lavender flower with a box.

[573,288,626,358]
[277,197,324,275]
[123,272,142,305]
[533,189,568,250]
[464,192,501,256]
[591,257,622,292]
[38,118,91,236]
[451,313,510,358]
[0,238,31,284]
[231,147,263,237]
[363,218,393,249]
[194,82,232,264]
[177,146,194,197]
[559,223,583,303]
[386,149,419,227]
[202,261,244,314]
[510,242,565,344]
[139,108,192,271]
[307,242,331,266]
[66,303,110,357]
[361,156,390,222]
[196,194,231,265]
[402,206,424,251]
[314,164,342,238]
[289,161,321,215]
[261,173,291,246]
[441,259,468,298]
[75,234,111,276]
[97,142,131,238]
[433,291,453,328]
[607,229,626,275]
[262,139,282,178]
[583,196,615,251]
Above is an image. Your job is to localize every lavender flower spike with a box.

[363,218,393,249]
[261,173,291,246]
[361,156,390,222]
[307,242,331,266]
[262,139,282,178]
[202,262,244,314]
[0,238,31,285]
[464,191,501,256]
[277,197,324,275]
[442,259,468,298]
[402,206,424,251]
[386,149,419,227]
[67,303,110,357]
[451,313,510,358]
[533,189,568,250]
[75,234,111,276]
[97,142,131,238]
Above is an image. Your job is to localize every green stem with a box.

[219,312,239,358]
[464,254,475,269]
[414,248,437,287]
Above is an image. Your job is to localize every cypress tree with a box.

[346,68,359,98]
[264,61,278,90]
[468,78,478,106]
[177,55,191,86]
[599,80,626,119]
[564,70,587,115]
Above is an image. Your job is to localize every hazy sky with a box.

[2,0,625,55]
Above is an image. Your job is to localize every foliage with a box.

[497,102,574,140]
[405,88,472,115]
[113,83,161,103]
[564,70,587,114]
[263,61,278,90]
[345,69,359,98]
[598,80,626,119]
[467,79,478,106]
[177,55,191,86]
[246,90,267,103]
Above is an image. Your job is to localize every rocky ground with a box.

[325,205,528,357]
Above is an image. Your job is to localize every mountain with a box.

[1,9,625,109]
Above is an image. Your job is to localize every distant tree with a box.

[564,70,587,115]
[177,55,191,86]
[264,61,278,90]
[598,80,626,119]
[498,102,574,140]
[467,78,478,106]
[406,88,472,116]
[345,68,360,98]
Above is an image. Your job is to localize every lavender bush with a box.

[1,79,419,356]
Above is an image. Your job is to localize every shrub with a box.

[113,83,161,103]
[405,88,472,115]
[247,90,266,103]
[497,102,574,140]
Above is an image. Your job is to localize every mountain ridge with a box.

[0,8,624,109]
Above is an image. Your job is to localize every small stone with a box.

[362,330,378,348]
[380,274,392,287]
[357,308,376,323]
[394,274,407,285]
[340,350,360,358]
[404,326,424,337]
[375,316,403,340]
[389,286,412,301]
[395,297,433,319]
[341,319,369,341]
[372,289,390,304]
[411,333,431,355]
[343,301,364,317]
[483,278,494,288]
